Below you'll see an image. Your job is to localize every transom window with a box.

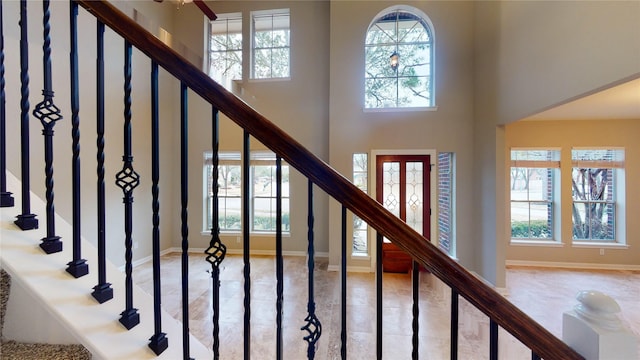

[510,149,560,241]
[208,13,243,90]
[571,148,624,242]
[251,9,290,79]
[365,6,434,109]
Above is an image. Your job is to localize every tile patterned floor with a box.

[133,254,639,359]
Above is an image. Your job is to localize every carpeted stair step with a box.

[0,269,92,360]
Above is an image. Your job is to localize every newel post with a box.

[563,290,638,359]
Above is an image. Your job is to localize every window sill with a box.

[571,242,629,249]
[200,231,291,238]
[351,253,370,261]
[510,239,564,247]
[248,77,291,83]
[363,105,438,113]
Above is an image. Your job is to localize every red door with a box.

[376,155,430,273]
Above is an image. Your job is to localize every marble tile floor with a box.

[133,253,640,359]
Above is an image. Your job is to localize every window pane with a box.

[271,48,290,78]
[364,8,434,109]
[209,14,242,87]
[253,49,272,78]
[365,77,396,108]
[365,45,396,79]
[399,20,430,43]
[529,202,551,239]
[397,75,430,107]
[572,201,615,241]
[252,10,290,80]
[382,162,400,217]
[510,165,554,240]
[219,197,241,231]
[254,30,273,48]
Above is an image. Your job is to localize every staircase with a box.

[0,1,585,359]
[1,268,91,360]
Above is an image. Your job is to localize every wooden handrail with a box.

[76,1,584,358]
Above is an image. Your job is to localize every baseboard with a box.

[506,259,640,271]
[327,264,371,273]
[149,247,329,260]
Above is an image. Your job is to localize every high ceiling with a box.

[522,77,640,121]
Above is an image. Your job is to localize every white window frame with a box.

[364,5,436,110]
[352,153,369,257]
[571,148,625,246]
[203,151,290,235]
[207,12,243,90]
[509,148,561,245]
[250,8,291,80]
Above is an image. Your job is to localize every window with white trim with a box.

[204,151,290,233]
[208,13,243,90]
[571,148,625,242]
[510,149,560,241]
[364,6,434,109]
[251,9,290,79]
[352,153,368,255]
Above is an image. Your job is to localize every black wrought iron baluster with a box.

[115,40,140,330]
[148,60,168,355]
[275,155,283,360]
[301,180,321,359]
[490,319,498,360]
[179,81,191,360]
[340,205,347,359]
[66,0,88,276]
[15,0,38,230]
[33,0,63,254]
[0,0,14,208]
[451,289,459,360]
[205,106,226,360]
[376,232,383,360]
[242,129,251,360]
[91,20,112,303]
[411,261,419,360]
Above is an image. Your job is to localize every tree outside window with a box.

[204,151,290,233]
[252,9,290,79]
[510,149,559,240]
[208,13,242,90]
[571,149,624,242]
[365,7,434,109]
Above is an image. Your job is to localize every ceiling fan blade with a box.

[193,0,217,21]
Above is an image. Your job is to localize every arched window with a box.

[364,6,434,109]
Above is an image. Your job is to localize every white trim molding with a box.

[506,260,640,271]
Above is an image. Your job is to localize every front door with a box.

[376,155,430,272]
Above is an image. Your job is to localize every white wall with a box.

[328,1,477,272]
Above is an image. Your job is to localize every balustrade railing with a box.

[0,1,585,359]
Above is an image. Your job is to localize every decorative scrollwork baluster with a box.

[205,106,226,360]
[115,40,140,330]
[301,180,322,359]
[33,0,63,254]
